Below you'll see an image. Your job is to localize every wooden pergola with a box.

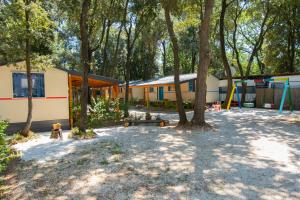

[63,69,119,127]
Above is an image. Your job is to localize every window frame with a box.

[12,72,45,98]
[149,87,154,93]
[188,80,195,92]
[168,85,175,92]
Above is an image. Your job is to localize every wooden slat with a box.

[70,75,116,88]
[256,88,300,110]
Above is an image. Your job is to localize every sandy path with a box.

[3,108,300,200]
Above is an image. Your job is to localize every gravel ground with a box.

[2,108,300,200]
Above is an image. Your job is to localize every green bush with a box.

[129,97,139,106]
[72,104,81,127]
[8,131,38,145]
[183,101,194,109]
[0,120,19,174]
[88,97,123,127]
[163,100,176,109]
[151,101,164,108]
[0,121,8,146]
[68,127,96,139]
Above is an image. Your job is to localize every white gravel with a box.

[10,108,300,199]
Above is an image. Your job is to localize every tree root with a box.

[175,121,216,132]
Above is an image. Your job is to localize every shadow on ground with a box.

[1,109,300,200]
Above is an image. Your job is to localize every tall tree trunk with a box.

[79,0,91,132]
[111,0,129,78]
[231,3,245,104]
[124,23,132,118]
[220,0,232,106]
[287,6,296,73]
[255,51,265,74]
[149,45,156,79]
[21,0,32,137]
[124,47,131,117]
[241,2,270,103]
[102,20,111,75]
[164,5,187,125]
[191,51,196,73]
[192,0,214,126]
[111,24,123,77]
[161,40,167,75]
[93,18,106,74]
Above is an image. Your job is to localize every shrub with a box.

[88,97,123,127]
[183,101,194,109]
[85,129,95,138]
[151,101,164,108]
[163,100,176,109]
[0,120,19,174]
[68,127,96,140]
[129,97,139,106]
[72,105,81,127]
[8,131,38,145]
[0,121,8,146]
[111,143,123,155]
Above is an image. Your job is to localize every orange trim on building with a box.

[46,96,68,99]
[0,97,68,100]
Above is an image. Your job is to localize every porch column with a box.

[146,87,150,109]
[112,85,119,99]
[68,75,73,128]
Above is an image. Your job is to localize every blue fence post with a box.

[235,83,242,109]
[279,80,289,114]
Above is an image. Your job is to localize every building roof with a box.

[220,72,300,80]
[0,62,119,85]
[57,68,119,84]
[128,73,217,87]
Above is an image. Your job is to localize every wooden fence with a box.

[256,88,300,110]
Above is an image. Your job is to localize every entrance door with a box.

[158,86,164,101]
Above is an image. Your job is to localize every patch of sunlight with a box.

[214,182,248,200]
[87,174,105,187]
[260,188,294,200]
[251,137,298,172]
[167,184,188,194]
[32,173,44,180]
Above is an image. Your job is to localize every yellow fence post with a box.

[227,84,236,110]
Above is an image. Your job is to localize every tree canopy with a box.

[1,0,299,78]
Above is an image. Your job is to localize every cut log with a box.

[124,119,169,127]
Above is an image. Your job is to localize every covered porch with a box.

[66,70,119,127]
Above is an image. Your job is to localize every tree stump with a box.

[50,129,62,139]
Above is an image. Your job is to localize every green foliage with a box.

[0,121,8,146]
[150,100,177,109]
[72,104,81,127]
[69,127,81,137]
[8,131,38,145]
[183,101,193,109]
[111,143,123,155]
[100,159,109,165]
[76,158,89,165]
[129,97,140,106]
[163,100,176,109]
[0,121,19,174]
[88,97,123,127]
[68,127,96,140]
[150,101,163,108]
[0,0,55,64]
